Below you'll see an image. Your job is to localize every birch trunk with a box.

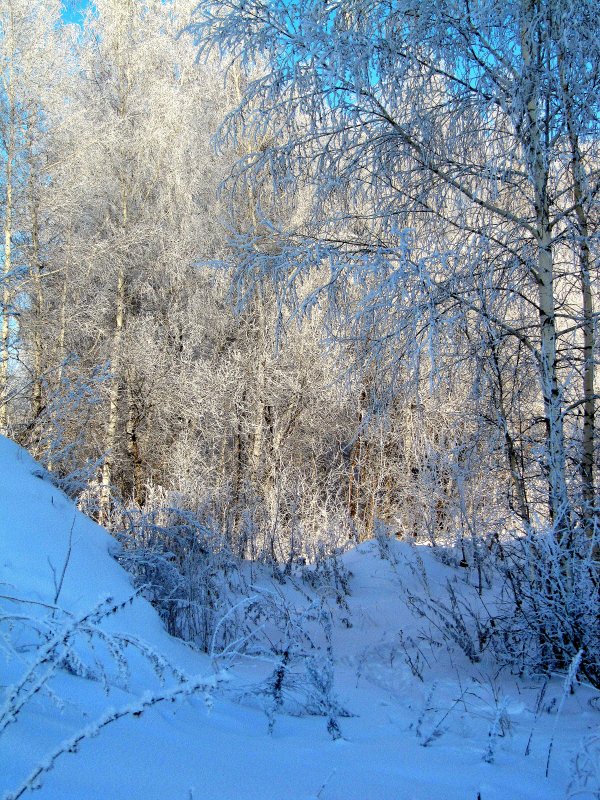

[537,234,570,531]
[567,130,595,517]
[29,158,44,421]
[522,0,571,535]
[0,9,15,434]
[99,265,126,524]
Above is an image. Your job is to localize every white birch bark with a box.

[0,5,15,434]
[521,0,571,533]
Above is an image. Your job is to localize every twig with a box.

[3,673,219,800]
[53,515,76,605]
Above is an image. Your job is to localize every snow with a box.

[0,435,598,799]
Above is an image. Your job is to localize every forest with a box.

[0,1,599,795]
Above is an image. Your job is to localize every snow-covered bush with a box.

[376,515,598,691]
[110,497,350,736]
[490,526,599,688]
[221,589,351,738]
[115,501,242,651]
[387,543,491,665]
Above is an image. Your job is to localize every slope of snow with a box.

[0,436,598,799]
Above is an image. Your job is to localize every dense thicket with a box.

[0,0,352,557]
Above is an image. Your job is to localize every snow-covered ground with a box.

[1,436,598,799]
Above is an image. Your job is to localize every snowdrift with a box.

[0,436,597,799]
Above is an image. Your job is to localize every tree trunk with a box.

[537,207,570,534]
[126,377,145,507]
[99,266,126,525]
[0,12,15,435]
[29,160,44,422]
[522,0,570,536]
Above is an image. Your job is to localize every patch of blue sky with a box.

[61,0,91,25]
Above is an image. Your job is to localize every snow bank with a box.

[1,437,597,800]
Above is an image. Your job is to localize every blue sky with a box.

[61,0,92,24]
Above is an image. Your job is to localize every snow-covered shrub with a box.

[489,526,599,688]
[112,494,353,736]
[392,518,599,688]
[115,501,243,651]
[0,592,188,737]
[390,544,490,665]
[223,589,350,738]
[115,488,356,653]
[570,727,600,799]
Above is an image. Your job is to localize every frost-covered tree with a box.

[192,0,600,539]
[0,0,67,434]
[52,0,230,519]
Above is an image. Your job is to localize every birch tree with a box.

[0,0,64,434]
